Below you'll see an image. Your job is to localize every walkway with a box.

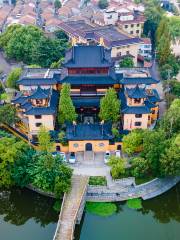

[53,175,89,240]
[87,176,180,202]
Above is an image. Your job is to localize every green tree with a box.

[156,17,169,43]
[108,156,125,179]
[0,25,43,64]
[131,157,149,178]
[98,0,109,9]
[55,30,69,41]
[6,68,22,88]
[37,126,53,152]
[28,152,72,194]
[54,0,61,10]
[0,104,17,125]
[160,99,180,137]
[32,36,67,68]
[119,57,134,68]
[157,31,171,66]
[141,130,168,176]
[160,134,180,176]
[0,137,28,187]
[58,83,77,124]
[99,88,120,123]
[122,129,144,155]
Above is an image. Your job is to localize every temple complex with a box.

[12,43,160,152]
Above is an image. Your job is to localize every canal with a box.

[0,184,180,240]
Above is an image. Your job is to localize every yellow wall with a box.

[123,114,149,130]
[28,115,55,133]
[111,43,140,65]
[69,140,109,152]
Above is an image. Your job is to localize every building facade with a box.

[12,44,160,152]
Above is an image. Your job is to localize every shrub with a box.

[86,202,117,217]
[89,176,107,186]
[127,198,142,209]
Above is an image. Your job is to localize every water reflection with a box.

[141,185,180,223]
[0,187,58,226]
[75,184,180,240]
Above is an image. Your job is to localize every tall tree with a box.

[0,104,17,125]
[122,129,144,155]
[99,88,120,123]
[160,99,180,137]
[37,126,53,152]
[6,68,22,89]
[98,0,109,9]
[157,31,171,66]
[160,134,180,176]
[58,83,77,124]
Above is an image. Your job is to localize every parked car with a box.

[52,152,67,162]
[69,152,76,164]
[115,150,121,158]
[104,151,110,164]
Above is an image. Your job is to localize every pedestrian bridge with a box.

[53,175,89,240]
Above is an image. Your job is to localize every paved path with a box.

[53,175,89,240]
[87,176,180,202]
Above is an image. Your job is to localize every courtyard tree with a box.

[98,0,109,9]
[122,129,144,155]
[58,83,77,124]
[119,57,134,68]
[99,88,120,123]
[6,68,22,89]
[54,0,62,11]
[160,134,180,176]
[0,104,17,125]
[108,156,126,179]
[37,126,53,152]
[157,30,171,66]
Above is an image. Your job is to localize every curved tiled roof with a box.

[27,86,51,99]
[120,77,159,85]
[126,85,146,98]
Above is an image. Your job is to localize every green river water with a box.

[0,184,180,240]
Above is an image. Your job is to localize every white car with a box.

[115,150,121,158]
[52,152,67,162]
[69,152,76,164]
[104,151,110,164]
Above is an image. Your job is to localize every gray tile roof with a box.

[126,85,147,98]
[66,123,113,140]
[120,77,159,85]
[63,45,112,68]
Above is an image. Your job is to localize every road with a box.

[0,51,22,75]
[150,57,167,117]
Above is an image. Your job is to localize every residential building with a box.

[58,20,143,65]
[139,38,152,60]
[12,44,160,152]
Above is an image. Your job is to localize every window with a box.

[135,114,142,118]
[152,110,155,114]
[126,50,129,55]
[131,24,134,27]
[134,98,141,104]
[35,123,42,127]
[125,25,128,28]
[137,24,140,27]
[36,99,43,105]
[135,122,141,126]
[136,30,139,33]
[35,115,42,119]
[130,31,133,34]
